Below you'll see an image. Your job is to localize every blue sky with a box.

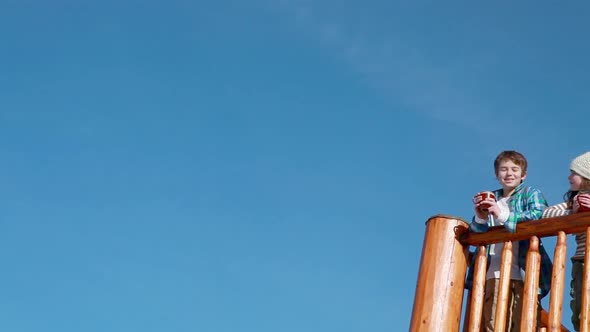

[1,1,590,331]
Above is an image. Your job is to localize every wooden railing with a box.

[409,212,590,332]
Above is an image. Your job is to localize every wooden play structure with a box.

[409,212,590,332]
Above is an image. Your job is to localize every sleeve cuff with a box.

[497,209,510,224]
[474,216,487,224]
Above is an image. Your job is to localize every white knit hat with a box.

[570,152,590,180]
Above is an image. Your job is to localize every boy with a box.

[467,150,552,332]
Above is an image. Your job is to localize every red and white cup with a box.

[473,191,496,224]
[473,191,496,206]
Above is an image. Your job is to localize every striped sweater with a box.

[542,202,585,260]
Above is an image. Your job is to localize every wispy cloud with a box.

[265,0,512,135]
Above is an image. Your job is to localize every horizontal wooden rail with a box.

[459,211,590,246]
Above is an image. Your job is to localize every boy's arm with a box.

[469,215,489,232]
[504,188,547,233]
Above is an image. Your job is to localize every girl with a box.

[542,151,590,331]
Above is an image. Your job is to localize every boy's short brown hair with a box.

[494,150,528,176]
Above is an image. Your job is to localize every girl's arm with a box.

[542,201,571,218]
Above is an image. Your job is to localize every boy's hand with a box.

[474,198,496,220]
[484,200,501,219]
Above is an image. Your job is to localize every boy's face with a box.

[496,159,526,191]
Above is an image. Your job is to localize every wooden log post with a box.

[548,231,567,332]
[521,237,541,332]
[495,241,513,332]
[410,215,470,332]
[466,245,487,332]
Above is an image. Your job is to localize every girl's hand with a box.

[573,197,580,213]
[577,193,590,212]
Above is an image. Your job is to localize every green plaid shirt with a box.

[470,183,548,233]
[465,183,553,299]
